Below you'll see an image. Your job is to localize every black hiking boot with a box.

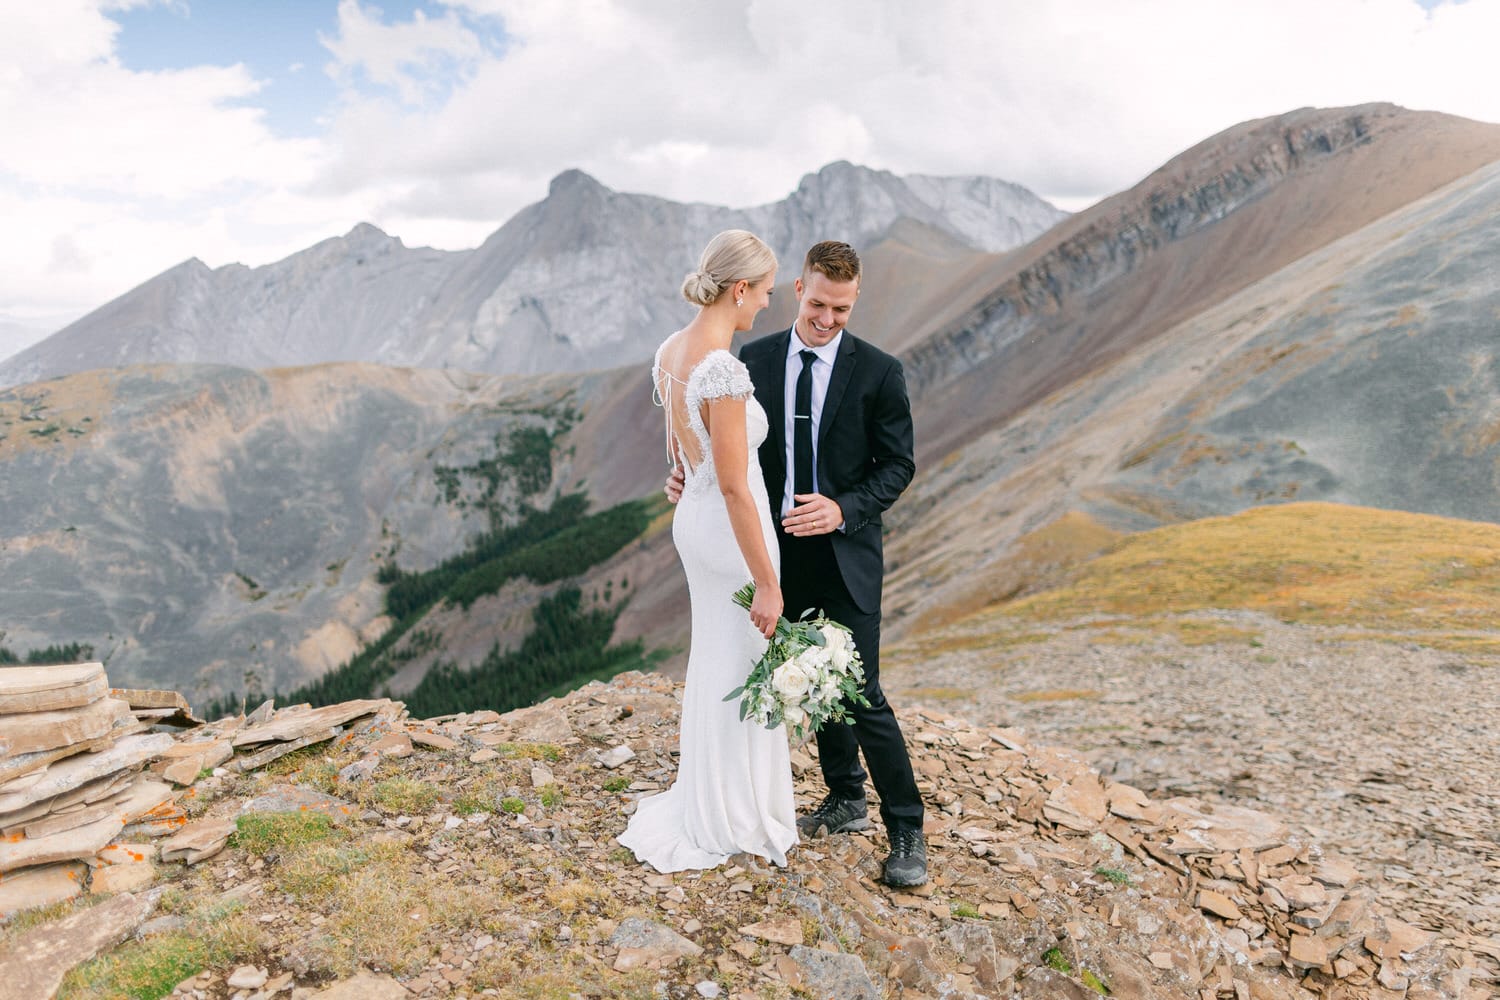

[881,827,928,888]
[796,793,870,837]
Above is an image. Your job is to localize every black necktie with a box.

[794,349,817,497]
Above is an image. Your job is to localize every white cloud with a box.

[5,0,1500,328]
[315,0,1500,217]
[320,0,487,106]
[0,0,339,332]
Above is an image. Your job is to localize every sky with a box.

[3,0,1498,350]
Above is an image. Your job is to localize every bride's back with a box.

[654,330,726,473]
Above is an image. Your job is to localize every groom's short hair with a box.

[804,241,861,285]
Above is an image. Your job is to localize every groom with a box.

[741,240,927,887]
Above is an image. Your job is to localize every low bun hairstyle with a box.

[680,230,777,307]
[680,270,722,307]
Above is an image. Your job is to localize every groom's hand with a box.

[664,467,685,505]
[783,494,843,536]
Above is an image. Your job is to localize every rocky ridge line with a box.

[905,106,1383,394]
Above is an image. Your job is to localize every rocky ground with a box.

[3,657,1493,1000]
[884,610,1500,991]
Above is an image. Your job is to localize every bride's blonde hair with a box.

[681,230,777,306]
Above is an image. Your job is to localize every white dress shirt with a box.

[781,326,843,517]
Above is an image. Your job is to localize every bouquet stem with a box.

[731,582,795,642]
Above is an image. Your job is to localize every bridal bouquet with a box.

[725,582,871,740]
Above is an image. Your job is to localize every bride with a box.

[616,230,798,871]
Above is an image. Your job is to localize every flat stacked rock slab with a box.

[0,665,110,715]
[0,889,158,998]
[111,687,204,728]
[228,698,402,772]
[0,664,177,917]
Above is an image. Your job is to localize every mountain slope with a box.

[902,103,1500,460]
[0,164,1066,388]
[884,148,1500,632]
[0,363,604,698]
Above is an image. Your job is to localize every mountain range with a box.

[4,102,1500,700]
[0,163,1066,388]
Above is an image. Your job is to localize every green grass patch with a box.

[367,777,442,814]
[61,934,206,1000]
[1040,947,1109,995]
[1002,502,1500,630]
[231,812,337,855]
[451,772,514,816]
[1094,866,1131,886]
[276,842,391,903]
[273,841,492,978]
[1168,620,1262,647]
[258,746,348,793]
[1081,969,1110,995]
[500,797,526,815]
[453,790,496,815]
[602,777,630,793]
[59,900,260,1000]
[492,742,563,762]
[950,901,982,919]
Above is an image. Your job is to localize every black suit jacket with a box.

[740,328,916,614]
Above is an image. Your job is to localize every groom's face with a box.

[792,271,859,348]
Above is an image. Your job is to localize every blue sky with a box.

[113,1,347,137]
[111,1,509,135]
[2,0,1498,350]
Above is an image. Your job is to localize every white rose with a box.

[797,644,831,673]
[771,659,812,700]
[783,705,807,730]
[824,627,853,670]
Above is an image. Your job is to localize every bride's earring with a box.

[736,296,744,308]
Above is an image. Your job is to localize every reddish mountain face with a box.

[903,104,1500,460]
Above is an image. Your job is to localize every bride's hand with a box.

[750,582,782,639]
[664,467,685,504]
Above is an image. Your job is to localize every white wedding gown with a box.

[617,347,798,871]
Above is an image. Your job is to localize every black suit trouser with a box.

[779,532,924,834]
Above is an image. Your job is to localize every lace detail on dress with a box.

[687,350,754,405]
[683,350,756,498]
[652,346,759,500]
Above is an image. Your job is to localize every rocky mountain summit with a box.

[1,663,1489,1000]
[0,163,1065,388]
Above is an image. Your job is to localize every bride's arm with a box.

[705,397,782,638]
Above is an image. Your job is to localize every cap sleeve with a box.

[689,349,754,403]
